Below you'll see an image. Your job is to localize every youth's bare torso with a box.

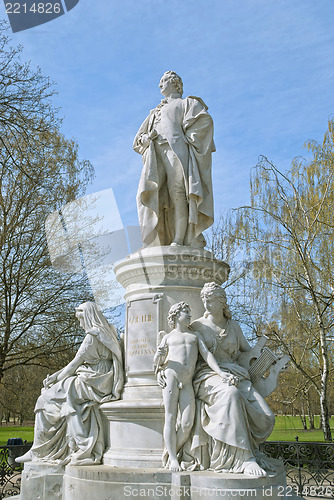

[164,329,199,385]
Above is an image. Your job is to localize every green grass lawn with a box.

[268,415,334,442]
[0,426,34,446]
[0,416,333,446]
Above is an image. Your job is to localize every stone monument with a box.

[134,70,215,248]
[15,71,293,500]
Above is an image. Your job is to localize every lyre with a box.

[237,336,289,398]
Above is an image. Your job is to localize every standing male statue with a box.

[134,71,215,248]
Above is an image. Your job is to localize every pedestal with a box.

[15,463,300,500]
[62,462,295,500]
[14,247,296,500]
[102,399,164,468]
[101,246,230,468]
[19,462,64,500]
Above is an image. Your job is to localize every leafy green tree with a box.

[211,121,334,440]
[219,120,334,441]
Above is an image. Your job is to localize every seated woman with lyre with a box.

[181,283,275,476]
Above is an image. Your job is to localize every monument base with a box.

[63,464,293,500]
[19,462,64,500]
[102,399,164,468]
[15,461,301,500]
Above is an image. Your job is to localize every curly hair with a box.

[167,301,190,328]
[200,282,232,319]
[162,71,183,95]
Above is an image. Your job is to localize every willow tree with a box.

[224,120,334,441]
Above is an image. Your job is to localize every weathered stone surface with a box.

[20,462,64,500]
[62,463,291,500]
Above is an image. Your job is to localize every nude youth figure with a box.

[154,302,238,471]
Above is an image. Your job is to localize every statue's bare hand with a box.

[157,345,167,356]
[149,130,158,140]
[43,373,57,389]
[228,375,239,387]
[140,134,151,147]
[156,369,166,388]
[219,370,239,387]
[140,130,158,148]
[221,373,239,387]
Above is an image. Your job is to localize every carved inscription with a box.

[128,336,155,357]
[128,314,153,325]
[126,297,161,374]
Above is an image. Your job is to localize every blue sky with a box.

[2,0,334,230]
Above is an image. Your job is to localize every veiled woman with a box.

[182,283,275,476]
[18,302,124,466]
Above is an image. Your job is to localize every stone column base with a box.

[101,399,165,468]
[16,460,302,500]
[19,462,64,500]
[62,464,296,500]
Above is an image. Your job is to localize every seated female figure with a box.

[183,283,275,476]
[18,301,123,466]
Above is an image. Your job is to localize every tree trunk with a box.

[319,325,332,441]
[308,413,315,430]
[320,391,332,441]
[306,392,315,429]
[318,416,322,430]
[300,402,308,430]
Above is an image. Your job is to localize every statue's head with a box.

[200,282,232,319]
[75,301,107,332]
[167,301,190,328]
[159,71,183,97]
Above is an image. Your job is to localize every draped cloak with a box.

[30,323,123,466]
[134,96,215,247]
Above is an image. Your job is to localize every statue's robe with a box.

[181,319,275,472]
[134,96,215,247]
[30,330,123,465]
